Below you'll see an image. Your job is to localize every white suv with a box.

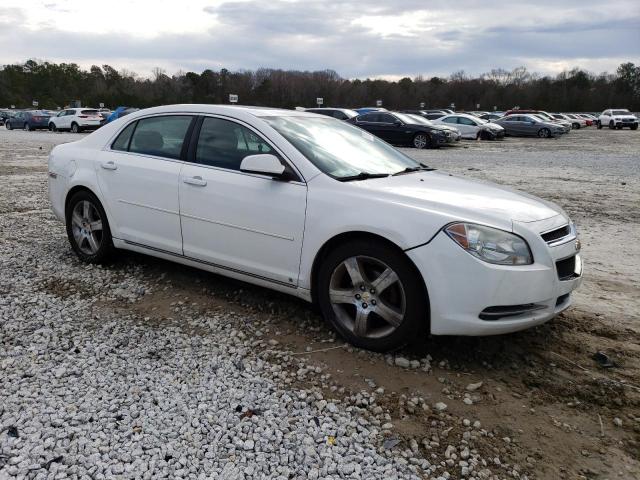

[597,109,638,130]
[49,108,104,133]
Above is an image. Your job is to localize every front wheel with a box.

[6,122,12,130]
[413,133,430,149]
[609,121,615,129]
[597,121,602,129]
[317,240,428,352]
[538,128,551,138]
[71,123,80,133]
[65,190,114,263]
[631,124,638,130]
[49,123,57,132]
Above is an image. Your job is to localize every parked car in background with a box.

[106,107,140,123]
[493,114,565,138]
[5,110,52,131]
[49,108,103,133]
[305,108,358,121]
[479,113,503,121]
[562,114,587,129]
[433,113,505,140]
[48,104,583,351]
[348,111,456,148]
[504,110,571,132]
[597,109,638,130]
[402,113,461,142]
[353,107,388,115]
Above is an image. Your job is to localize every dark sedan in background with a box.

[5,110,53,131]
[493,114,566,138]
[347,111,455,148]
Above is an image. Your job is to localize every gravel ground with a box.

[0,127,639,480]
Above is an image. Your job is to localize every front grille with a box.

[556,256,577,280]
[541,225,571,243]
[479,303,546,321]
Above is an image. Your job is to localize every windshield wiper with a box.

[392,165,435,176]
[337,172,391,182]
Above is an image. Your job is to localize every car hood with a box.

[356,171,565,227]
[613,114,637,120]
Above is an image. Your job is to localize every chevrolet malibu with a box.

[48,105,583,351]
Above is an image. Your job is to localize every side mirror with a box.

[240,154,287,179]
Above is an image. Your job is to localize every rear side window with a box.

[195,117,274,171]
[128,116,193,159]
[111,122,137,151]
[442,117,457,124]
[458,117,476,126]
[331,111,347,120]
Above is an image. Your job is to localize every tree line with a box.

[0,59,638,112]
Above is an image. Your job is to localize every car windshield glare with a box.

[263,116,420,178]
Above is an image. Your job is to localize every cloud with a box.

[0,1,638,78]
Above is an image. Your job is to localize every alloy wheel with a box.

[71,200,104,255]
[329,256,406,339]
[413,134,428,149]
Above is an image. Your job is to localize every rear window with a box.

[81,110,100,115]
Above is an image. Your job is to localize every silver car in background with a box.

[494,114,565,138]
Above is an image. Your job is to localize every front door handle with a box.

[183,176,207,187]
[101,161,117,170]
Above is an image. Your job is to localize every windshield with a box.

[612,110,630,115]
[406,114,433,126]
[393,112,420,124]
[264,116,420,178]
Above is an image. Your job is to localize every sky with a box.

[0,0,638,79]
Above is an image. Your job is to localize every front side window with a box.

[263,115,420,179]
[195,117,273,171]
[377,113,396,123]
[128,115,193,159]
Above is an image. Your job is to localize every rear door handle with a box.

[183,176,207,187]
[101,161,117,170]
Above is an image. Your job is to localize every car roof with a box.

[125,104,315,120]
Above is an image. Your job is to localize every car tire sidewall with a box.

[49,123,57,132]
[71,123,79,133]
[317,240,428,352]
[65,191,114,264]
[538,128,550,138]
[6,122,11,130]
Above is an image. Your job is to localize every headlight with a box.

[444,223,533,265]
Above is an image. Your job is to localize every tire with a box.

[65,190,114,264]
[537,128,551,138]
[71,123,80,133]
[49,123,57,132]
[616,125,623,130]
[413,133,430,149]
[631,124,638,130]
[609,121,615,130]
[317,240,428,352]
[6,122,11,130]
[597,121,602,129]
[24,123,31,131]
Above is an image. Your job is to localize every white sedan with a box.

[48,105,583,351]
[433,113,505,140]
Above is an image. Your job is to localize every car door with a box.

[179,115,307,287]
[354,113,382,137]
[376,113,405,144]
[95,114,195,254]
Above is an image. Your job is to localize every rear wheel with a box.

[537,128,551,138]
[23,123,31,131]
[317,240,428,351]
[65,190,113,263]
[413,133,430,149]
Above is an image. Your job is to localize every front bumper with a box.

[615,121,638,128]
[407,222,582,335]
